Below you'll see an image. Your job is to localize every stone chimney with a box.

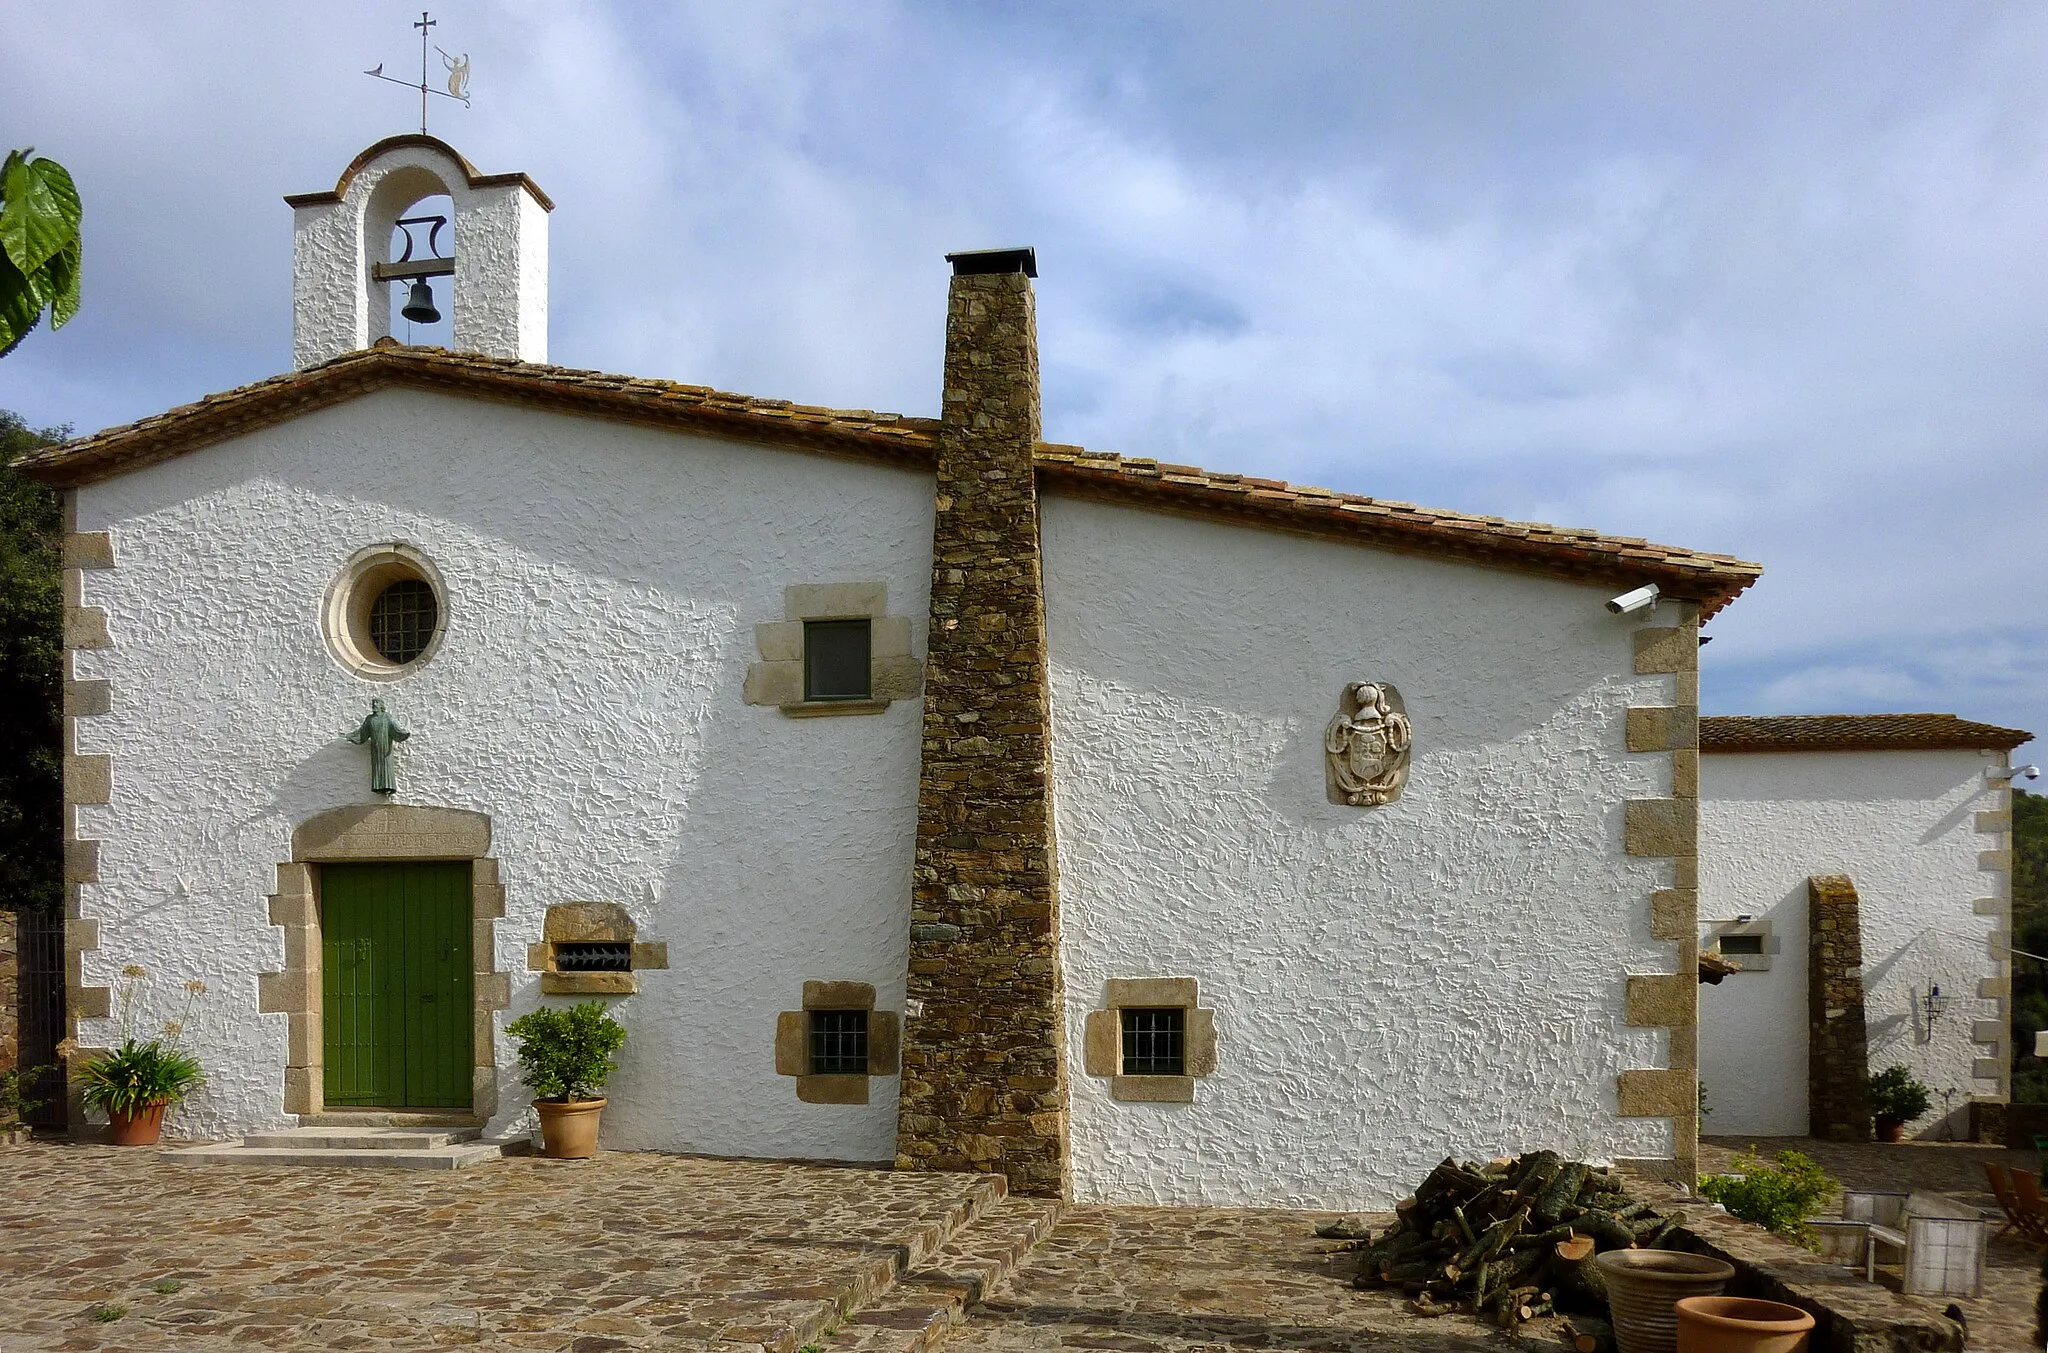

[896,248,1069,1197]
[285,135,551,369]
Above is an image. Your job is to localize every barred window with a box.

[368,578,439,665]
[1121,1007,1185,1076]
[809,1009,869,1075]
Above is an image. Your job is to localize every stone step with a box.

[296,1111,485,1129]
[821,1195,1064,1353]
[748,1173,1010,1353]
[157,1140,506,1170]
[242,1125,483,1150]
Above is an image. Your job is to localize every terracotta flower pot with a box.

[106,1102,168,1147]
[1874,1119,1905,1143]
[1595,1249,1737,1353]
[1676,1296,1814,1353]
[535,1097,605,1159]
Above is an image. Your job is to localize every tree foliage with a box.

[0,409,64,912]
[0,150,82,358]
[1699,1148,1838,1247]
[2012,788,2048,1101]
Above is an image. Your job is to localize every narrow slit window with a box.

[809,1009,869,1075]
[554,942,631,972]
[804,619,871,701]
[1719,934,1766,956]
[1121,1007,1185,1076]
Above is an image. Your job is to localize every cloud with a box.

[0,1,2040,761]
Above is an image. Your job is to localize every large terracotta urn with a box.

[534,1097,605,1159]
[1594,1250,1736,1353]
[1676,1296,1814,1353]
[106,1102,168,1147]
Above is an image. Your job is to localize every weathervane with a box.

[365,11,471,134]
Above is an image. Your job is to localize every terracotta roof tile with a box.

[14,344,1764,617]
[1700,713,2033,753]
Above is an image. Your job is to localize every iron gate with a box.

[18,910,65,1128]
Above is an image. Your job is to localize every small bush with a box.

[505,1000,625,1102]
[1866,1065,1931,1124]
[152,1279,183,1294]
[90,1306,126,1323]
[1699,1148,1838,1247]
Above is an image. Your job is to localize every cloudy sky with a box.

[4,2,2043,764]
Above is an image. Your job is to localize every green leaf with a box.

[0,152,82,276]
[0,248,48,359]
[45,240,80,328]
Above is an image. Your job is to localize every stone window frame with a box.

[1082,977,1218,1104]
[525,902,668,996]
[774,981,901,1104]
[321,542,450,681]
[1704,917,1776,972]
[258,804,510,1119]
[744,583,922,718]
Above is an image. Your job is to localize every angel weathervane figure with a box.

[364,11,471,134]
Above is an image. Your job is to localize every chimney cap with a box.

[946,246,1037,278]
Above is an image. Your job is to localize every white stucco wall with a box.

[71,388,930,1159]
[1697,749,2007,1138]
[1040,496,1680,1210]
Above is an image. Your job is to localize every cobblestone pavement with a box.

[934,1205,1558,1353]
[1701,1135,2044,1353]
[0,1139,997,1352]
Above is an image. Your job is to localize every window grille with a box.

[804,619,872,700]
[368,578,438,664]
[1121,1007,1185,1076]
[809,1009,869,1075]
[554,942,632,973]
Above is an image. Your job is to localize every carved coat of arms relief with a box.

[1323,681,1411,806]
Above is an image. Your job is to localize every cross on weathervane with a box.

[364,11,471,134]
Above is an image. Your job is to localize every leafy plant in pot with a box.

[506,999,625,1159]
[75,967,207,1146]
[1865,1065,1930,1142]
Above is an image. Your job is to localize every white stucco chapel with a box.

[20,136,2029,1207]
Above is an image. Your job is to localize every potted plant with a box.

[75,966,207,1146]
[505,999,625,1159]
[1866,1065,1930,1142]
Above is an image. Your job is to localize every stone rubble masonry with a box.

[0,911,17,1078]
[58,498,112,1117]
[1618,606,1701,1184]
[1807,874,1873,1141]
[896,263,1070,1198]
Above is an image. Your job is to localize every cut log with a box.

[1554,1233,1596,1264]
[1563,1312,1615,1353]
[1573,1209,1639,1251]
[1534,1162,1591,1224]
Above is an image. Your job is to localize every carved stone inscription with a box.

[1324,681,1411,806]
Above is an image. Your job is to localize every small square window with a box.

[553,942,632,972]
[809,1009,869,1075]
[1719,934,1766,956]
[1121,1007,1184,1076]
[804,619,872,701]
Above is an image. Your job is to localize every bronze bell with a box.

[401,278,441,325]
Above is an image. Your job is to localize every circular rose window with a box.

[323,543,448,679]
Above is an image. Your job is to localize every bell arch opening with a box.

[363,167,456,348]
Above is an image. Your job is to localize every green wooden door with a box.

[322,861,472,1108]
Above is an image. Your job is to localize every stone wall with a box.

[896,256,1069,1198]
[0,910,18,1076]
[1809,874,1873,1141]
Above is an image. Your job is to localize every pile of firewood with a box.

[1325,1150,1684,1348]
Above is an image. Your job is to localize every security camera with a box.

[2014,765,2041,782]
[1989,764,2042,782]
[1606,584,1660,616]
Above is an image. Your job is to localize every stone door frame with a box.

[258,804,509,1119]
